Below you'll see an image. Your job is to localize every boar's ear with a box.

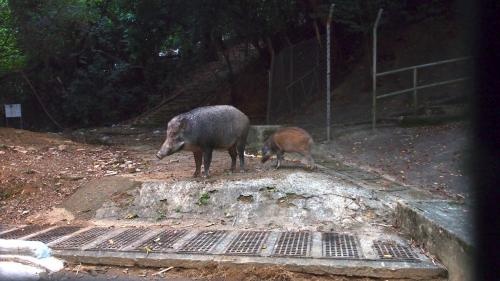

[179,117,189,130]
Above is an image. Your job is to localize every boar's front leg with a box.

[193,151,202,178]
[203,148,213,177]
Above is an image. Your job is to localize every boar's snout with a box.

[156,151,165,160]
[261,155,271,163]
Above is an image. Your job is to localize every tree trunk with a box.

[202,31,219,62]
[251,39,271,69]
[20,71,64,130]
[215,35,236,104]
[313,20,322,47]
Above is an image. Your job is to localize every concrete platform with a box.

[316,156,474,280]
[395,200,473,281]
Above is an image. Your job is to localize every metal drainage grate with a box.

[373,240,419,262]
[52,227,112,250]
[272,231,311,257]
[225,231,269,256]
[88,228,149,251]
[26,226,83,244]
[133,229,188,253]
[322,232,360,259]
[177,230,227,254]
[0,225,15,233]
[0,225,49,239]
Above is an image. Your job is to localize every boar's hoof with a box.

[203,171,211,178]
[193,171,201,178]
[307,165,316,171]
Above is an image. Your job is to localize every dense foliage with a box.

[0,0,451,129]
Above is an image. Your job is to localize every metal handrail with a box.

[372,55,470,130]
[285,68,316,90]
[371,9,471,130]
[372,56,470,130]
[376,56,471,77]
[376,77,471,99]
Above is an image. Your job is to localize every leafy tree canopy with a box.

[0,0,450,129]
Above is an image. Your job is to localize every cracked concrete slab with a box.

[93,171,391,233]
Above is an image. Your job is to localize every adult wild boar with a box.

[156,105,250,177]
[261,127,315,169]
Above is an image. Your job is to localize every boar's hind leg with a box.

[275,151,284,169]
[228,145,237,172]
[193,151,202,178]
[203,149,213,177]
[304,153,316,170]
[237,142,245,172]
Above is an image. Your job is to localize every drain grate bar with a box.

[0,225,49,239]
[26,226,83,244]
[225,231,269,256]
[322,232,360,259]
[52,227,112,250]
[0,225,16,233]
[341,169,381,180]
[373,240,419,262]
[177,230,227,254]
[133,229,188,253]
[88,228,149,251]
[272,231,311,257]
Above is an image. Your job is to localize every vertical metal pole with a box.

[290,46,294,84]
[266,69,272,124]
[372,9,383,130]
[289,46,294,112]
[413,68,418,115]
[326,3,334,142]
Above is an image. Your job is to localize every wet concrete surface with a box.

[395,200,473,281]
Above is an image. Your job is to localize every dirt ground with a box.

[0,128,144,224]
[0,127,274,225]
[53,263,404,281]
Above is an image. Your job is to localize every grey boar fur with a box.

[156,105,250,177]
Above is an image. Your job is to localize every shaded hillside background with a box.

[0,0,469,130]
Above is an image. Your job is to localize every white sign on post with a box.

[5,104,22,118]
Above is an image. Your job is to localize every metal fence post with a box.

[267,50,275,124]
[413,68,418,115]
[372,9,383,130]
[326,3,334,142]
[266,70,272,124]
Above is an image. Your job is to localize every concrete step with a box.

[0,224,447,280]
[395,200,473,281]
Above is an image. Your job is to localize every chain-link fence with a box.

[267,36,326,124]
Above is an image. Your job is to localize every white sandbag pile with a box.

[0,239,65,281]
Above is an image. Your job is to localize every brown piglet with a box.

[261,127,315,169]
